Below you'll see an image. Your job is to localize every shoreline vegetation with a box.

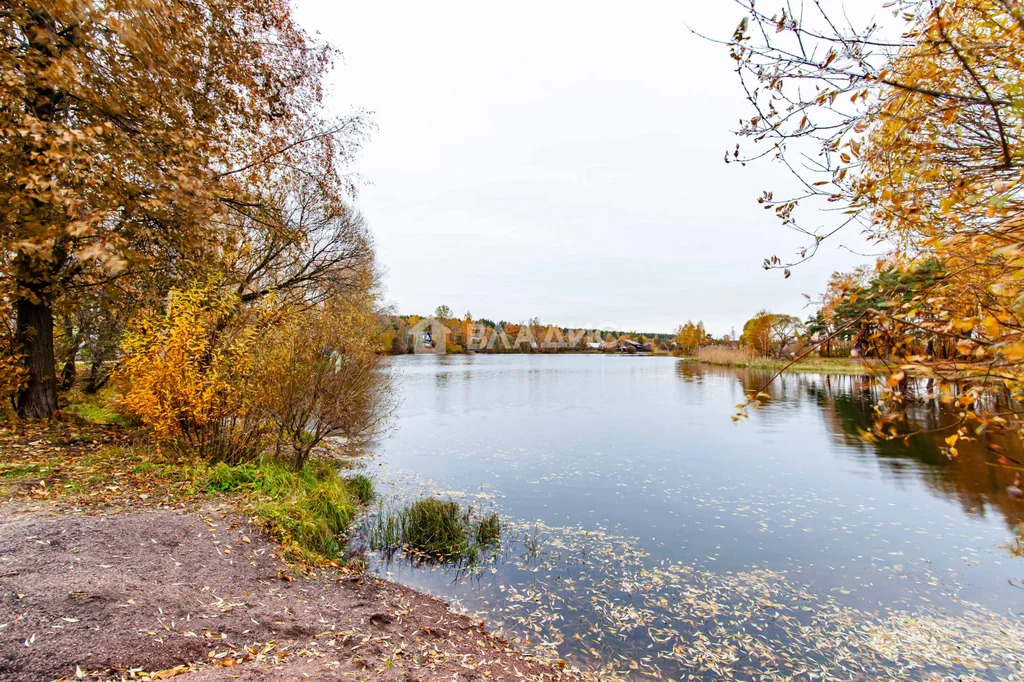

[378,309,882,378]
[0,386,376,565]
[0,385,581,680]
[370,497,502,565]
[693,346,873,375]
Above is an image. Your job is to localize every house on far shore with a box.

[617,339,651,353]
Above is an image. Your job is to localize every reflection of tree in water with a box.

[679,361,1024,534]
[804,373,1024,534]
[678,360,831,408]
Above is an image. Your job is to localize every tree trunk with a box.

[16,297,58,418]
[85,360,111,394]
[58,316,82,391]
[60,359,77,391]
[14,9,64,419]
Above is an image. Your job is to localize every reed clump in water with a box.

[371,497,501,563]
[475,513,501,546]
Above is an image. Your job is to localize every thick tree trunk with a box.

[14,9,63,419]
[16,298,58,418]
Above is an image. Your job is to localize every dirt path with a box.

[0,503,574,681]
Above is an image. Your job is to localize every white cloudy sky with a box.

[291,0,876,335]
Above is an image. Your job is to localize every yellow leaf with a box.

[1003,343,1024,362]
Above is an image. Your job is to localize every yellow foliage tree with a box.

[1,0,368,418]
[740,312,773,357]
[731,0,1024,441]
[675,320,706,354]
[119,279,390,468]
[118,282,266,462]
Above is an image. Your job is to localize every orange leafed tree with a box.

[1,0,367,417]
[675,320,706,354]
[730,0,1024,441]
[118,281,266,461]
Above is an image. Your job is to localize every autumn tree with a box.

[224,174,374,310]
[804,310,835,358]
[55,287,126,393]
[675,320,706,354]
[259,293,391,470]
[739,312,768,356]
[1,0,367,417]
[729,0,1024,439]
[118,281,267,462]
[767,314,803,356]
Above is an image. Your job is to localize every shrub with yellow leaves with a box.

[118,279,390,468]
[0,331,28,413]
[118,281,267,463]
[1,274,31,412]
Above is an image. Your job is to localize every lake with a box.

[357,354,1024,680]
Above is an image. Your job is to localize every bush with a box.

[119,281,390,470]
[118,281,266,463]
[0,325,27,412]
[258,294,391,470]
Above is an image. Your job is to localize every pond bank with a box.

[0,414,580,681]
[0,503,576,681]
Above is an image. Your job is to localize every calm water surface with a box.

[357,354,1024,680]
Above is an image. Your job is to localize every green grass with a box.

[4,390,376,566]
[61,386,132,426]
[370,497,501,564]
[0,443,376,564]
[0,462,50,479]
[201,459,375,563]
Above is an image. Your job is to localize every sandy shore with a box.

[0,503,576,681]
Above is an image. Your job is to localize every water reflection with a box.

[678,360,1024,532]
[362,355,1024,680]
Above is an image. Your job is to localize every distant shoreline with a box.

[388,352,878,375]
[695,356,875,375]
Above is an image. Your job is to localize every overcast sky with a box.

[291,0,873,336]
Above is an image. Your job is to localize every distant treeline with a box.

[378,308,676,355]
